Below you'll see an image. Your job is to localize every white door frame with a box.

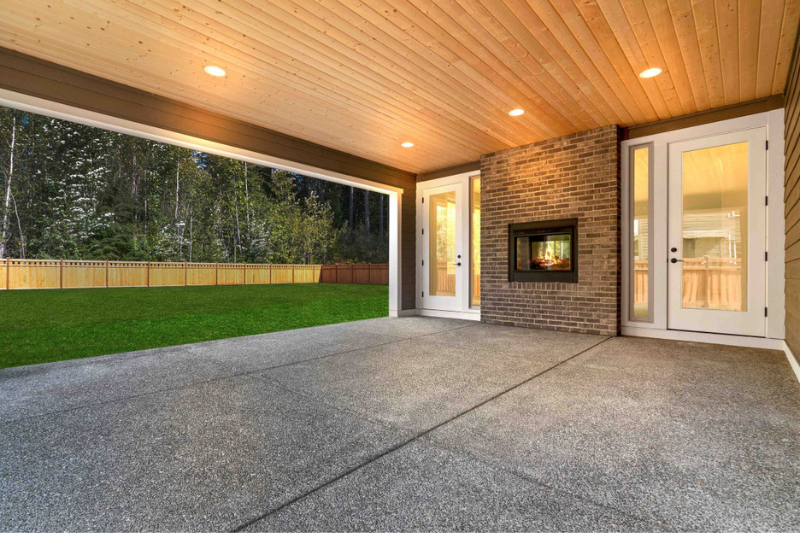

[621,110,785,342]
[416,171,480,320]
[667,128,767,336]
[0,88,405,317]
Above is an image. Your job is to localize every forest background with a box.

[0,106,389,265]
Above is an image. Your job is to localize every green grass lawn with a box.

[0,284,388,369]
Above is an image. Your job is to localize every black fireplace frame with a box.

[508,218,579,283]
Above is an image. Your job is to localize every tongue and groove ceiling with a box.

[0,0,798,174]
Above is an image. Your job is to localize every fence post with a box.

[184,262,188,286]
[243,263,247,285]
[147,261,150,287]
[59,259,63,289]
[6,258,9,291]
[292,264,295,284]
[215,263,219,286]
[106,259,109,288]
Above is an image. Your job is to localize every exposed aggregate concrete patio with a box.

[1,317,798,531]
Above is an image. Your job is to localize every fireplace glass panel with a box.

[515,233,571,271]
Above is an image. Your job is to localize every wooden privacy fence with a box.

[633,260,649,307]
[435,260,457,295]
[319,263,390,285]
[681,257,743,310]
[0,259,388,290]
[634,257,743,311]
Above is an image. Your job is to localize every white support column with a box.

[388,190,403,317]
[767,108,786,340]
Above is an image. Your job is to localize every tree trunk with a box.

[379,194,384,238]
[12,192,24,258]
[244,162,251,226]
[234,170,242,261]
[142,155,149,239]
[0,114,16,259]
[131,152,138,197]
[348,186,354,230]
[174,158,180,218]
[178,220,185,259]
[189,208,193,262]
[364,190,370,237]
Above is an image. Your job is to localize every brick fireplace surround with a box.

[480,125,622,336]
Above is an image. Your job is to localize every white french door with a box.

[667,128,767,336]
[421,181,469,312]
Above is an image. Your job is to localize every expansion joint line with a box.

[230,336,612,532]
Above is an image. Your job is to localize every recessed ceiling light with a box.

[639,67,662,79]
[204,65,227,77]
[401,142,414,148]
[509,109,525,116]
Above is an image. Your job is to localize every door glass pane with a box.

[682,142,747,311]
[632,146,650,319]
[430,190,456,297]
[471,178,480,306]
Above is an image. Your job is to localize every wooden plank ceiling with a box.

[0,0,798,174]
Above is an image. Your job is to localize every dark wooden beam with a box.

[0,47,415,188]
[624,95,784,140]
[416,160,481,182]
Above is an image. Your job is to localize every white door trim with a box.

[622,326,784,350]
[667,128,767,336]
[416,172,480,316]
[417,308,481,321]
[621,110,785,340]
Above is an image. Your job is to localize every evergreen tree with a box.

[0,105,389,263]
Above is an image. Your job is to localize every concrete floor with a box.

[1,317,798,531]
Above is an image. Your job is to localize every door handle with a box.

[670,258,682,263]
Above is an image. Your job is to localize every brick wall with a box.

[480,125,621,335]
